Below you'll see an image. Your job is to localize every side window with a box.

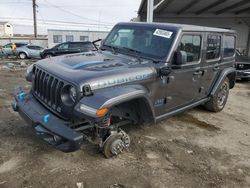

[57,43,69,50]
[27,46,43,50]
[4,44,11,48]
[223,35,235,58]
[16,43,27,47]
[53,35,63,43]
[206,35,221,60]
[69,43,80,49]
[27,46,35,50]
[179,35,201,63]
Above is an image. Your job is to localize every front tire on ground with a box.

[19,52,27,59]
[204,77,229,112]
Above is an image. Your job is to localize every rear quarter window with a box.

[223,35,235,58]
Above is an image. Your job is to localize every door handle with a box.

[213,67,220,71]
[193,70,203,75]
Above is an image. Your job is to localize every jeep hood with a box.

[35,51,156,90]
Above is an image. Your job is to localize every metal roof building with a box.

[138,0,250,55]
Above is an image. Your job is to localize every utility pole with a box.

[147,0,154,22]
[32,0,37,38]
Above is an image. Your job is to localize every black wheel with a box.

[19,52,27,59]
[204,77,229,112]
[44,54,53,58]
[241,78,250,82]
[103,134,124,158]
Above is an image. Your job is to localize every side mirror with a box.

[175,51,187,65]
[160,67,171,76]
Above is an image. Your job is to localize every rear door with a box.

[162,33,204,113]
[68,42,81,53]
[26,45,43,58]
[2,43,12,55]
[199,33,222,98]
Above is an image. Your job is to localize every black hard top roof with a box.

[116,22,236,34]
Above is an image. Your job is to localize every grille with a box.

[237,63,250,70]
[32,66,65,118]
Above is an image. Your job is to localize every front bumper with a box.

[12,89,83,152]
[236,69,250,79]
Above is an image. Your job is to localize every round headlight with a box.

[69,86,77,101]
[61,85,77,106]
[25,64,34,81]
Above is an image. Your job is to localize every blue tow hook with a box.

[43,114,50,123]
[17,91,26,101]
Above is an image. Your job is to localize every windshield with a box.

[103,25,176,60]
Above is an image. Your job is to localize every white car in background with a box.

[1,42,28,57]
[16,45,44,59]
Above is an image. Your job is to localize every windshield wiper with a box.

[121,47,143,62]
[103,44,118,55]
[121,47,162,64]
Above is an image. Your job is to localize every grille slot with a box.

[237,63,250,70]
[33,66,65,117]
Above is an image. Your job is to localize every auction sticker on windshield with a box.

[153,29,173,39]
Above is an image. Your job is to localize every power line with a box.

[41,0,114,25]
[0,17,114,27]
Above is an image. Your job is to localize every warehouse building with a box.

[47,29,109,48]
[138,0,250,56]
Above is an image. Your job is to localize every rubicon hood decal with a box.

[86,67,155,90]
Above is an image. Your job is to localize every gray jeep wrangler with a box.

[12,22,236,158]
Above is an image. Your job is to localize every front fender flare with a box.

[76,85,155,119]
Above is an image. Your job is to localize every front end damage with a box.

[12,88,131,157]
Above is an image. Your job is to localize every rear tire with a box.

[204,77,229,112]
[19,52,27,59]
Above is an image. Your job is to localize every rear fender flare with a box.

[210,67,236,96]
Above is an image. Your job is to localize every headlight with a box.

[69,86,77,101]
[61,85,77,106]
[25,64,34,82]
[238,64,244,69]
[26,64,34,75]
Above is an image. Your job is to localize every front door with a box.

[157,33,204,115]
[56,43,70,56]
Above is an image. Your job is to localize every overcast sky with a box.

[0,0,142,34]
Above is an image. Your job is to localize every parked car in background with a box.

[1,42,28,57]
[40,41,97,59]
[235,49,250,81]
[15,45,44,59]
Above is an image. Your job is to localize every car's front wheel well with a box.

[110,98,154,124]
